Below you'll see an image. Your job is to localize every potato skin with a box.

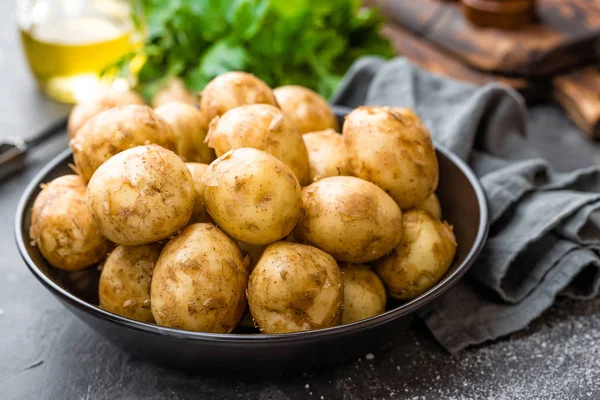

[185,163,212,223]
[29,175,110,271]
[99,244,161,323]
[273,85,338,134]
[206,104,310,185]
[415,193,442,220]
[340,264,387,324]
[152,77,197,108]
[68,89,145,138]
[247,242,343,333]
[343,106,439,209]
[202,148,302,245]
[294,176,403,263]
[373,210,457,300]
[200,71,278,123]
[86,145,195,245]
[302,129,348,182]
[155,102,215,163]
[71,105,177,181]
[151,223,249,332]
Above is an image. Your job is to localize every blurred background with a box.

[9,0,599,143]
[17,0,137,103]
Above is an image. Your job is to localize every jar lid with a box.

[462,0,537,29]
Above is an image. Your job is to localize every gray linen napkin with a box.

[332,57,600,353]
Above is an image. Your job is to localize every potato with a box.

[155,102,215,163]
[273,85,339,134]
[86,145,194,245]
[340,264,387,324]
[202,148,302,245]
[302,129,348,182]
[68,89,145,138]
[185,162,212,223]
[247,241,343,333]
[151,223,249,332]
[415,193,442,220]
[152,77,197,108]
[98,244,161,323]
[200,71,278,123]
[29,175,110,271]
[343,106,439,209]
[206,104,310,184]
[294,176,403,263]
[373,210,457,300]
[71,105,176,181]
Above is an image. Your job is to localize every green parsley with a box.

[109,0,393,100]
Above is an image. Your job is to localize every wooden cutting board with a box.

[381,24,550,101]
[553,66,600,138]
[376,0,600,138]
[378,0,600,77]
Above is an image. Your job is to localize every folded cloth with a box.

[332,57,600,353]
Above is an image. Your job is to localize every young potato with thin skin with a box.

[293,176,403,263]
[151,223,250,333]
[71,105,177,181]
[392,107,429,129]
[373,210,457,300]
[29,175,110,271]
[343,106,439,209]
[185,162,212,223]
[155,102,215,163]
[200,71,279,123]
[86,145,195,246]
[273,85,339,134]
[206,104,310,185]
[302,129,348,182]
[152,77,197,108]
[415,193,442,220]
[68,89,145,138]
[340,264,387,324]
[202,148,302,245]
[99,244,161,323]
[247,241,344,333]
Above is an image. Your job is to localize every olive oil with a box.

[19,0,137,103]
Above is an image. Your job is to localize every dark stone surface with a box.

[2,2,600,399]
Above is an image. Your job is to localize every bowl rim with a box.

[15,145,489,345]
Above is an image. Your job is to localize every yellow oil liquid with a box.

[21,12,136,103]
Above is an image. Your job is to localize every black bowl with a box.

[15,110,488,377]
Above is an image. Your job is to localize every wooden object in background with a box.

[381,24,549,101]
[378,0,600,76]
[553,67,600,138]
[462,0,537,29]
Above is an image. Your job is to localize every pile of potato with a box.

[29,72,457,334]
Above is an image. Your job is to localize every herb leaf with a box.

[120,0,393,100]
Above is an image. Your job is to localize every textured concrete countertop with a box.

[2,2,600,399]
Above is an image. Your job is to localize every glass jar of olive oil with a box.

[17,0,141,103]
